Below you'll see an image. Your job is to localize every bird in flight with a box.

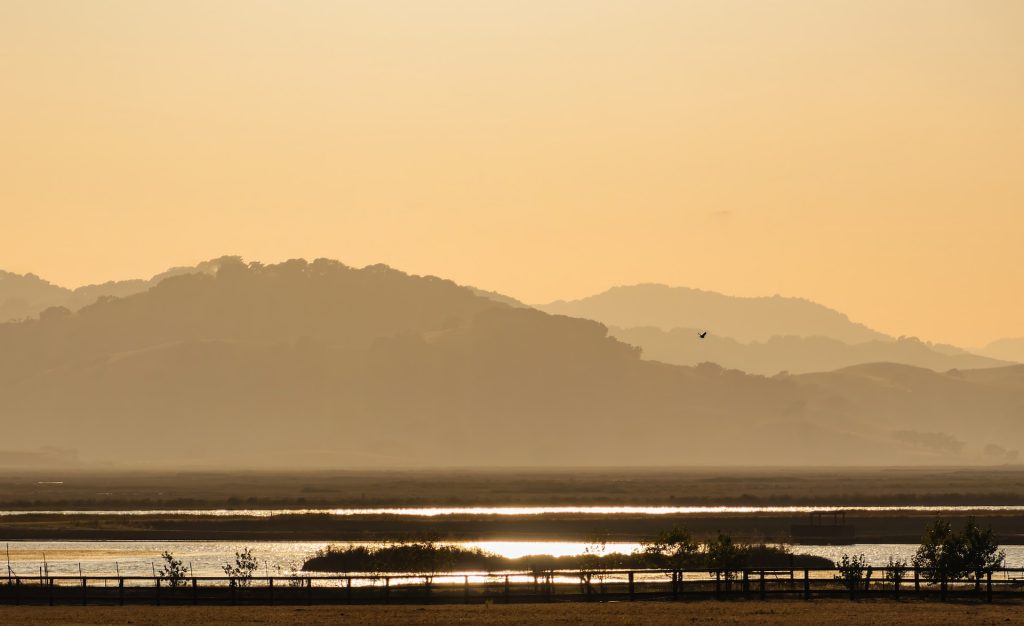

[698,331,707,339]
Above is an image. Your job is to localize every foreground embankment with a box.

[2,601,1023,625]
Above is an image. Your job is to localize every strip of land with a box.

[4,510,1024,543]
[5,468,1024,510]
[6,469,1024,544]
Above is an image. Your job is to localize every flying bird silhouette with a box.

[698,331,707,339]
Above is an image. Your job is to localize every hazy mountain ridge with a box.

[538,284,888,344]
[979,338,1024,364]
[0,260,225,323]
[0,271,70,321]
[610,326,1010,375]
[6,267,1011,377]
[537,283,1008,374]
[1,257,1022,469]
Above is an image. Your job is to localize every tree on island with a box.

[640,526,700,569]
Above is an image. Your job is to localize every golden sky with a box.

[1,0,1022,347]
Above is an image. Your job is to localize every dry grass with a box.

[3,601,1024,625]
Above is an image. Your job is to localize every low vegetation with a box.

[302,530,832,574]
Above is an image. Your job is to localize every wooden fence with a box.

[3,567,1024,606]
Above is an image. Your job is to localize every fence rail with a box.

[3,567,1024,606]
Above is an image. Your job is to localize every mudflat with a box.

[2,601,1024,625]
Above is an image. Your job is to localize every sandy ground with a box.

[3,601,1024,625]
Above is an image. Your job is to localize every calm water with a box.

[7,540,1024,579]
[4,505,1024,517]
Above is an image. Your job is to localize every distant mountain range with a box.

[538,284,887,344]
[978,338,1024,365]
[535,284,1017,374]
[2,265,1018,380]
[609,327,1009,375]
[1,257,1021,469]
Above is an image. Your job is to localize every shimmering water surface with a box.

[7,540,1024,579]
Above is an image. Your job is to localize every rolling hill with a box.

[1,258,1021,469]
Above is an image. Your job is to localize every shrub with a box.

[834,554,868,591]
[222,547,260,587]
[884,556,909,587]
[912,517,1004,580]
[157,551,189,587]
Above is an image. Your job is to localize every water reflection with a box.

[7,539,1024,579]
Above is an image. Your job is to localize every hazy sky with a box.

[1,0,1022,346]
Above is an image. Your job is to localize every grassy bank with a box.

[2,601,1021,625]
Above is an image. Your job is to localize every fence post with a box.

[384,577,390,604]
[864,567,872,592]
[464,575,470,604]
[347,577,353,604]
[759,570,766,600]
[547,573,553,602]
[504,575,510,604]
[82,577,87,606]
[894,572,900,600]
[803,569,809,600]
[268,577,274,606]
[424,576,431,604]
[14,578,20,606]
[715,570,721,600]
[987,571,993,603]
[306,577,312,606]
[119,578,124,606]
[940,572,947,602]
[192,577,197,605]
[628,571,635,601]
[48,578,54,606]
[913,567,920,592]
[743,569,750,598]
[155,577,161,606]
[975,571,981,597]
